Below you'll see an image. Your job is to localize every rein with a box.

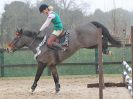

[28,32,48,48]
[28,36,38,48]
[27,32,42,48]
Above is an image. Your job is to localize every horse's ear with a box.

[20,28,23,34]
[15,28,23,36]
[16,28,23,33]
[16,28,19,32]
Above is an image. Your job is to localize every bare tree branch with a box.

[56,0,76,10]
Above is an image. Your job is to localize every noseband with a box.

[8,33,21,49]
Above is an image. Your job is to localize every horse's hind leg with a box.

[102,37,112,55]
[31,62,46,93]
[49,64,60,93]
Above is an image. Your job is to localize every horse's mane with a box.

[23,30,44,40]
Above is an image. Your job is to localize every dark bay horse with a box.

[6,21,121,93]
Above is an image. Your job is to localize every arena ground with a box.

[0,75,132,99]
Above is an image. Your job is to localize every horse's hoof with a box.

[56,90,60,94]
[104,50,112,56]
[107,51,112,55]
[55,91,60,95]
[55,87,60,93]
[55,84,60,93]
[31,91,34,95]
[30,88,35,95]
[31,83,37,93]
[31,89,35,93]
[29,89,34,95]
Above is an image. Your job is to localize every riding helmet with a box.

[39,4,48,13]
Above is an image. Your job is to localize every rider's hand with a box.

[34,31,41,38]
[37,31,41,35]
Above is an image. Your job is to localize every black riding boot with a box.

[52,42,62,50]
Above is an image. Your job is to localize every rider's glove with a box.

[37,31,41,35]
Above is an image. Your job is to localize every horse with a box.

[6,21,121,93]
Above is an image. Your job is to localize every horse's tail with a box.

[91,21,121,47]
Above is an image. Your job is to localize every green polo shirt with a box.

[51,12,63,30]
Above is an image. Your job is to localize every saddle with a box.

[58,29,69,48]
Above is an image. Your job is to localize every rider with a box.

[39,4,63,50]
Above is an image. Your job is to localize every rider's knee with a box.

[47,35,58,47]
[47,40,53,47]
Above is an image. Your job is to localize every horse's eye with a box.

[15,32,21,38]
[15,33,20,36]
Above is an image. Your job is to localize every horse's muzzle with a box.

[6,43,17,53]
[6,47,15,53]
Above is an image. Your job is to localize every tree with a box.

[56,0,76,10]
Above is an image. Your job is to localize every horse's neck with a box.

[27,38,43,53]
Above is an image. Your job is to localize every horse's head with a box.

[6,28,29,53]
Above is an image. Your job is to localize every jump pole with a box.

[98,28,104,99]
[131,26,133,96]
[87,28,104,99]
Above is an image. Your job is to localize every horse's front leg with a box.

[31,62,46,93]
[49,64,60,93]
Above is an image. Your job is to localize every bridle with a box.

[7,29,50,54]
[8,32,22,50]
[8,32,41,50]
